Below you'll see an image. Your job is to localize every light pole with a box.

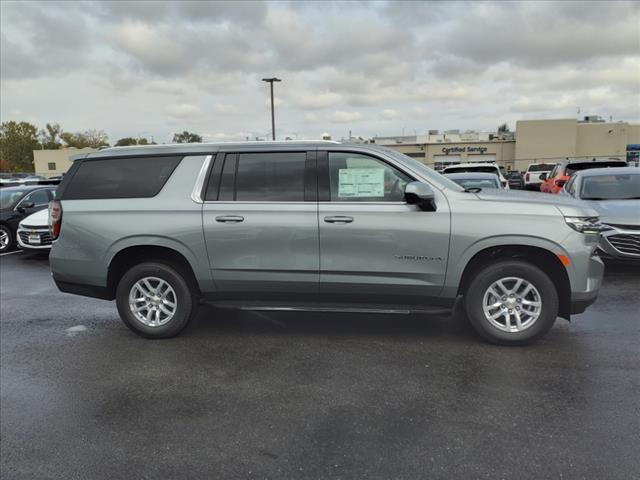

[262,77,281,140]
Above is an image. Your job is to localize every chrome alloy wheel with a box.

[0,229,9,251]
[482,276,542,333]
[128,277,177,327]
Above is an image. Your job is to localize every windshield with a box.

[444,166,499,175]
[566,161,627,175]
[0,189,27,209]
[528,164,554,172]
[580,173,640,200]
[383,148,464,191]
[451,178,500,189]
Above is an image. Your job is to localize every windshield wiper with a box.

[464,187,482,193]
[581,197,606,200]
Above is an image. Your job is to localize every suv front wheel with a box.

[116,262,197,338]
[464,260,559,345]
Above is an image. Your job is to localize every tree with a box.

[172,131,202,143]
[39,123,63,149]
[61,129,109,148]
[114,137,151,146]
[0,121,40,172]
[497,123,510,133]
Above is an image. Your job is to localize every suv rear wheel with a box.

[116,262,197,338]
[464,260,559,345]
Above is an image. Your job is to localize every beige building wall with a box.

[515,119,577,161]
[575,122,628,158]
[33,148,97,177]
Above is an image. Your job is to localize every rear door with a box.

[202,150,319,295]
[317,150,450,303]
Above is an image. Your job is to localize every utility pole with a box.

[262,77,281,140]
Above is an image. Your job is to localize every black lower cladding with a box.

[54,279,113,300]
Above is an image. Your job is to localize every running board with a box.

[207,301,452,316]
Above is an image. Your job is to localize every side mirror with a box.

[539,173,548,181]
[17,202,35,213]
[405,181,436,211]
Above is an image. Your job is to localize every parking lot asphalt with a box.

[1,251,639,479]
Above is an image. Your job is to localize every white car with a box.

[524,163,555,190]
[17,208,52,251]
[442,163,509,189]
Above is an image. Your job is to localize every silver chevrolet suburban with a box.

[49,142,605,345]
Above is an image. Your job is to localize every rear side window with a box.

[61,156,182,200]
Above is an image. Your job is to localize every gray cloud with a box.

[1,0,638,142]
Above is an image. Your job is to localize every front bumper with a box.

[598,227,640,259]
[16,226,52,250]
[569,254,604,314]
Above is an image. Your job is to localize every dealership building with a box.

[375,117,640,171]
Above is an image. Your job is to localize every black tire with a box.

[463,260,559,346]
[0,225,13,253]
[116,262,197,339]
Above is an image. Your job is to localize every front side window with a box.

[22,189,49,206]
[328,152,411,202]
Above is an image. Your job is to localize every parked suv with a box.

[50,142,605,345]
[540,159,627,194]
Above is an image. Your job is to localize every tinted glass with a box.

[0,189,27,208]
[218,155,237,201]
[566,161,627,175]
[24,189,50,205]
[329,152,411,202]
[528,164,555,172]
[580,173,640,200]
[444,166,499,175]
[62,156,182,200]
[453,178,501,189]
[234,153,305,201]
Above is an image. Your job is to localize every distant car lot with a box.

[1,250,639,478]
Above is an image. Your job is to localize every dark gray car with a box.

[560,167,640,260]
[49,142,605,345]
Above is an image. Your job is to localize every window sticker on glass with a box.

[338,168,385,198]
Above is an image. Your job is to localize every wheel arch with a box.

[106,245,202,301]
[457,244,571,320]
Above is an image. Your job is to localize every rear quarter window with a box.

[61,156,182,200]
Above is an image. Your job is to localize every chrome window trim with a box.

[190,155,213,204]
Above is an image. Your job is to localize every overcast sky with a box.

[1,0,639,143]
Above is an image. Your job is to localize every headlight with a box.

[564,216,612,234]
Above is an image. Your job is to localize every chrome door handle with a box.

[324,216,353,224]
[215,215,244,223]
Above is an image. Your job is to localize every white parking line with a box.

[0,250,25,257]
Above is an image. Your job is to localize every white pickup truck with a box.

[524,163,555,190]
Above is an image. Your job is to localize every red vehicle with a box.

[540,159,627,194]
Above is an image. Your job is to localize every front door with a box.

[202,151,319,295]
[318,151,450,303]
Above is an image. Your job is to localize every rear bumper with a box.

[53,277,112,300]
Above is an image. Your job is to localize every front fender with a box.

[443,234,570,295]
